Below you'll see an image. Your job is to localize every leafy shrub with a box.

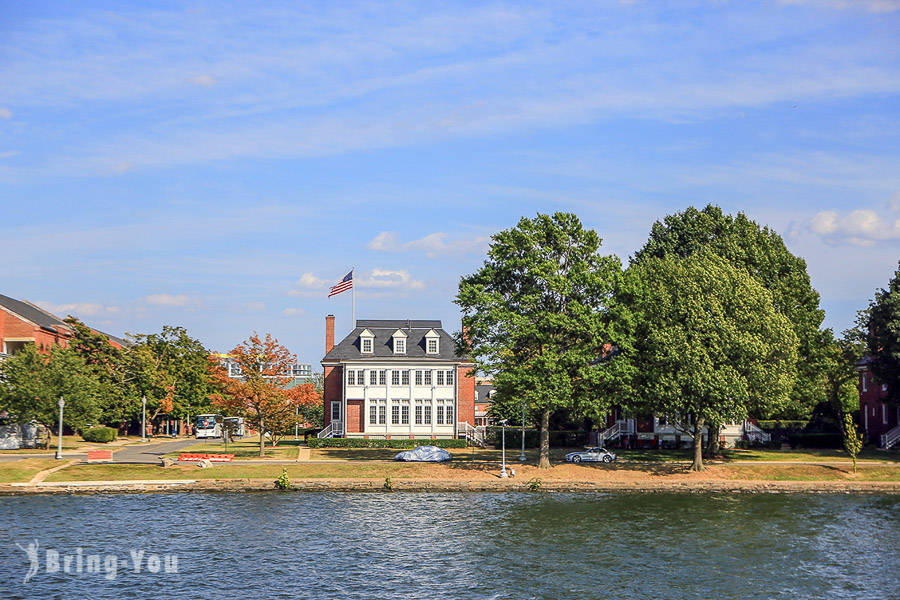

[757,420,808,431]
[275,468,291,490]
[307,438,467,449]
[82,427,118,443]
[483,428,589,448]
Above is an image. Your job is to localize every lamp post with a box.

[519,400,527,462]
[141,395,148,443]
[55,397,65,460]
[294,406,299,441]
[499,419,509,478]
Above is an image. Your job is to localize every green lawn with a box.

[0,459,62,483]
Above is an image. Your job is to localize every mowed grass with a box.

[166,437,301,460]
[718,464,900,482]
[0,459,62,483]
[43,462,432,482]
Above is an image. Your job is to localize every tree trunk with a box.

[538,409,551,469]
[691,415,705,471]
[704,422,720,458]
[259,416,266,457]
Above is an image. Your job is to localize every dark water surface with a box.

[0,491,897,599]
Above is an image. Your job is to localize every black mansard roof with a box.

[323,319,468,363]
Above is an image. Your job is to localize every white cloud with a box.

[282,307,305,316]
[358,268,425,290]
[367,231,489,258]
[887,192,900,213]
[107,161,134,174]
[0,151,19,159]
[778,0,900,13]
[34,301,117,317]
[0,107,11,119]
[288,272,330,298]
[810,208,900,246]
[187,74,217,87]
[144,293,192,307]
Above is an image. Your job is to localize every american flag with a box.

[329,270,353,297]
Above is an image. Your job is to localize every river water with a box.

[0,491,897,599]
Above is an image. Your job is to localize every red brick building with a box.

[0,294,126,360]
[857,356,900,448]
[320,315,476,440]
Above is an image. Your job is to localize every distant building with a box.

[857,356,900,449]
[211,353,314,388]
[319,315,476,440]
[474,378,496,427]
[0,293,126,360]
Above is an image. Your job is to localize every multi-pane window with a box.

[401,402,410,425]
[424,404,432,425]
[415,401,423,425]
[446,370,454,386]
[437,371,444,386]
[369,403,378,425]
[331,402,340,422]
[392,370,400,386]
[378,403,386,425]
[395,339,405,354]
[370,370,377,385]
[427,339,438,354]
[415,370,423,385]
[401,370,410,385]
[424,370,432,385]
[436,404,445,425]
[379,370,386,386]
[392,401,400,425]
[362,338,373,353]
[348,371,356,386]
[446,404,454,424]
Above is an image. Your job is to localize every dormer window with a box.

[391,329,408,355]
[425,329,440,355]
[360,328,375,354]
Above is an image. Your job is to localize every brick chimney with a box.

[325,314,335,354]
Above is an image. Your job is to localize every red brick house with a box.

[857,356,900,449]
[320,315,476,440]
[0,294,126,360]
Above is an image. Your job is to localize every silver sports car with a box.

[564,447,617,463]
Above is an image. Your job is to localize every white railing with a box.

[881,425,900,450]
[458,422,486,446]
[317,420,341,439]
[599,420,634,446]
[744,421,771,443]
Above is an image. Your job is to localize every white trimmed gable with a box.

[424,329,440,355]
[391,328,408,354]
[359,328,375,354]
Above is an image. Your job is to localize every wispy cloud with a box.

[0,107,11,119]
[282,307,305,316]
[34,301,119,317]
[187,74,217,87]
[144,293,193,307]
[367,231,489,258]
[357,268,424,290]
[777,0,900,13]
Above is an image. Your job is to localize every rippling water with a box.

[0,492,897,599]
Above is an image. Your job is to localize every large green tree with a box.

[620,252,798,471]
[633,204,828,418]
[0,343,100,433]
[455,213,624,468]
[867,261,900,404]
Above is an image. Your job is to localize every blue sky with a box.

[1,0,898,365]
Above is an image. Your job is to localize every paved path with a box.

[112,439,199,464]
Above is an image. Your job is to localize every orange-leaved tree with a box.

[265,383,322,447]
[208,333,306,457]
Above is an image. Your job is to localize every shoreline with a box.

[2,478,899,495]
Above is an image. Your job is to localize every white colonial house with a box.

[320,316,477,440]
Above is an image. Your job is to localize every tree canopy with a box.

[867,261,900,404]
[210,333,316,457]
[455,212,623,468]
[632,204,828,418]
[619,252,798,470]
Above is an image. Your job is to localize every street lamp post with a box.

[55,397,65,459]
[499,419,509,478]
[141,395,148,443]
[519,400,527,462]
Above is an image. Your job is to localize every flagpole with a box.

[351,265,356,331]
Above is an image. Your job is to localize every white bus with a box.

[195,414,223,439]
